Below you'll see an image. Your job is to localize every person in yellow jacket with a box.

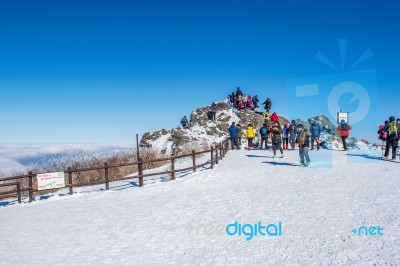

[246,124,255,150]
[263,111,270,123]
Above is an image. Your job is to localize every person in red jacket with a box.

[337,119,352,150]
[270,112,279,123]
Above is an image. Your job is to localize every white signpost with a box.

[337,111,349,124]
[37,172,66,191]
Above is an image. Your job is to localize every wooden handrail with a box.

[0,138,230,205]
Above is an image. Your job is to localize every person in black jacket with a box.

[262,98,272,112]
[236,87,243,97]
[289,120,297,150]
[296,124,311,167]
[383,116,399,160]
[252,95,259,109]
[271,122,284,157]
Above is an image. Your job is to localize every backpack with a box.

[378,125,387,141]
[388,122,397,137]
[379,131,387,141]
[261,127,267,136]
[341,123,348,131]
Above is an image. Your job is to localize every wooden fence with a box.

[0,139,230,205]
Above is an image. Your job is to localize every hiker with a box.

[245,124,255,150]
[209,102,217,121]
[283,123,289,150]
[309,120,322,150]
[296,124,312,167]
[237,123,243,149]
[263,111,270,123]
[228,122,239,150]
[271,122,284,157]
[225,95,232,107]
[231,93,237,109]
[383,116,399,160]
[289,120,297,150]
[237,100,245,110]
[337,119,352,151]
[236,87,243,97]
[262,98,272,112]
[266,118,273,141]
[252,95,259,109]
[378,120,389,141]
[259,123,269,150]
[180,116,188,128]
[270,112,279,123]
[242,94,248,110]
[246,95,252,110]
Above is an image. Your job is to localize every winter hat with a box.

[389,116,395,122]
[296,124,304,129]
[291,120,296,124]
[397,118,400,122]
[231,122,235,126]
[341,119,345,123]
[284,123,288,128]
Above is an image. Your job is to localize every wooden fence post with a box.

[138,158,144,187]
[104,163,109,190]
[215,145,219,164]
[171,156,176,180]
[28,171,33,202]
[17,183,21,204]
[220,144,223,159]
[224,140,227,155]
[68,167,73,195]
[192,150,196,172]
[211,146,214,169]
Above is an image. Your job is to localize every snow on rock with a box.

[140,103,267,154]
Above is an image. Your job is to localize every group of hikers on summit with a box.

[228,118,353,167]
[180,87,400,166]
[224,87,354,167]
[224,86,272,113]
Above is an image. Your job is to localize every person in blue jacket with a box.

[180,116,188,128]
[228,122,239,150]
[309,120,322,150]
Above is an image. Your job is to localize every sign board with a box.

[337,112,349,124]
[37,172,65,191]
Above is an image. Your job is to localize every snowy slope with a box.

[1,148,399,265]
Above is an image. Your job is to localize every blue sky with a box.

[0,0,399,143]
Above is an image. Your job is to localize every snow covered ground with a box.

[1,147,399,265]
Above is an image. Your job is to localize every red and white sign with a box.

[37,172,65,191]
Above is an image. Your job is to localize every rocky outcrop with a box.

[140,103,268,152]
[308,115,339,136]
[140,103,362,152]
